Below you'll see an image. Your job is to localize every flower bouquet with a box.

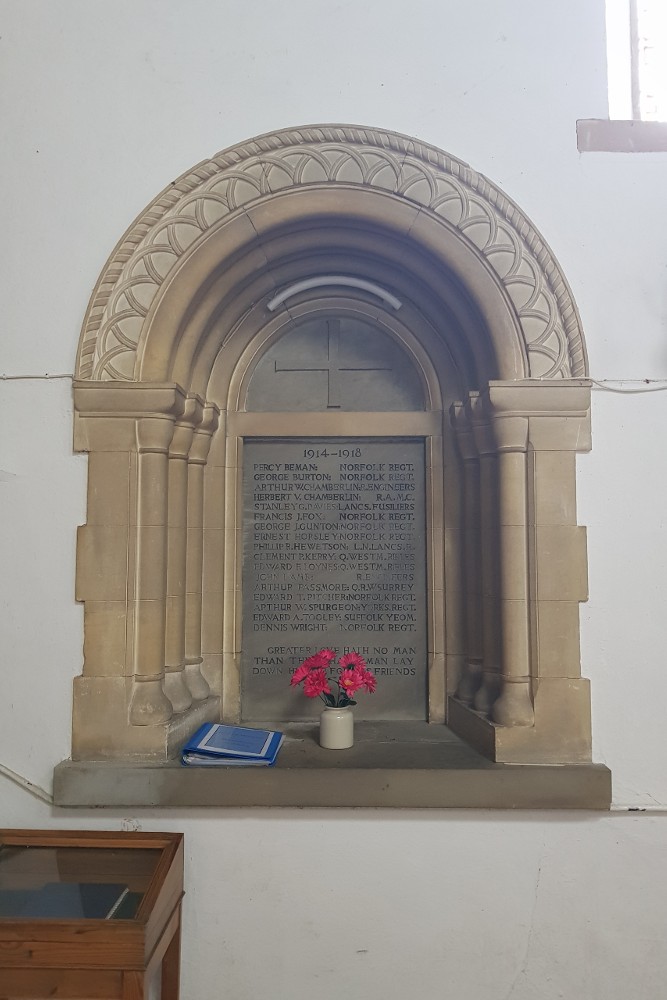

[290,648,377,749]
[290,648,377,706]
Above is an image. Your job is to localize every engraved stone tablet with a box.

[241,438,427,720]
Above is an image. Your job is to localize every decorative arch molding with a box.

[75,124,587,383]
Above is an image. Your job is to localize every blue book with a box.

[181,723,284,766]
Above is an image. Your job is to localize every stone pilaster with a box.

[486,402,534,727]
[468,393,502,716]
[184,404,220,700]
[451,404,483,706]
[428,431,447,722]
[164,396,204,713]
[201,412,227,701]
[128,412,181,725]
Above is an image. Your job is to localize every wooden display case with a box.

[0,829,184,999]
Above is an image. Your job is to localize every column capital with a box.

[491,414,529,454]
[136,415,177,455]
[466,393,495,456]
[450,403,477,462]
[481,381,592,453]
[74,382,188,453]
[169,394,205,460]
[189,403,221,465]
[73,381,188,419]
[485,380,591,417]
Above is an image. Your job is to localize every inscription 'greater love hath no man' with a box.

[241,439,427,721]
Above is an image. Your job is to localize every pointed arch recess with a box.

[75,124,587,384]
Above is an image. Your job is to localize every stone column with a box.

[429,430,447,722]
[201,412,227,700]
[184,404,220,700]
[222,431,242,722]
[129,410,183,725]
[451,404,483,705]
[488,396,534,728]
[468,393,502,716]
[163,396,204,713]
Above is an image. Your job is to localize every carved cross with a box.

[274,319,391,407]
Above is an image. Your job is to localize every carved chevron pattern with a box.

[77,125,586,381]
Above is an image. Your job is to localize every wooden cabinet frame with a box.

[0,829,184,1000]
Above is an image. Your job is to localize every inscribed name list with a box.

[241,438,426,720]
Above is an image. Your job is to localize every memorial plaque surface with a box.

[242,438,427,720]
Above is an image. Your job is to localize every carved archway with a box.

[71,125,594,766]
[76,124,587,385]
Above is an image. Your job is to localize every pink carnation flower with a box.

[361,669,377,694]
[339,668,364,697]
[339,651,367,671]
[290,662,312,686]
[303,668,332,699]
[301,654,323,670]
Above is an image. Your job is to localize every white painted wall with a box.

[2,2,667,997]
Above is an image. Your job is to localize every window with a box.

[577,0,667,151]
[607,0,667,120]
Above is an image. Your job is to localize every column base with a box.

[455,658,483,705]
[163,667,194,714]
[473,670,501,715]
[448,677,592,764]
[72,676,220,760]
[491,677,534,727]
[184,657,211,701]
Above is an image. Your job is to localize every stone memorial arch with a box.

[72,124,593,765]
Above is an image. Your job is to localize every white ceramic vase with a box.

[319,706,354,749]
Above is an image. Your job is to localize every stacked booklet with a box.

[181,723,284,766]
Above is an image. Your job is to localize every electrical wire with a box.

[0,762,54,805]
[0,373,73,380]
[590,378,667,393]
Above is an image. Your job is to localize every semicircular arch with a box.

[75,124,588,385]
[218,294,448,416]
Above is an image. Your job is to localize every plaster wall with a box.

[2,2,667,997]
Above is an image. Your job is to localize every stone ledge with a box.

[54,722,611,809]
[576,119,667,153]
